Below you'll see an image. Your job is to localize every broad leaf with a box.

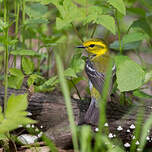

[36,76,59,92]
[64,68,77,78]
[55,0,85,29]
[84,6,103,24]
[127,7,145,17]
[122,32,147,44]
[25,18,48,26]
[0,94,35,134]
[25,3,48,18]
[110,40,141,51]
[107,0,126,15]
[10,49,40,56]
[96,15,116,35]
[144,71,152,83]
[115,56,145,92]
[0,19,8,32]
[27,74,45,86]
[129,19,152,37]
[70,53,85,74]
[9,68,24,77]
[8,68,24,89]
[22,57,34,75]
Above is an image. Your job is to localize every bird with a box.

[77,38,115,126]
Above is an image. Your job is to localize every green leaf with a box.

[115,55,145,92]
[144,71,152,83]
[0,19,8,32]
[56,17,71,30]
[96,15,116,35]
[127,7,145,17]
[110,40,141,51]
[129,19,152,37]
[139,113,152,151]
[42,134,58,152]
[64,68,77,78]
[10,49,40,56]
[8,68,24,89]
[0,134,7,140]
[36,76,59,92]
[22,57,34,75]
[107,0,126,15]
[122,32,147,44]
[25,18,48,26]
[85,12,116,34]
[84,6,103,24]
[70,53,85,74]
[25,3,48,18]
[0,94,35,134]
[133,90,152,99]
[55,0,86,29]
[39,0,59,5]
[27,74,45,86]
[9,68,24,77]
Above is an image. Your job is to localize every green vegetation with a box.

[0,0,152,151]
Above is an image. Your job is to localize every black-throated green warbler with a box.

[77,38,115,125]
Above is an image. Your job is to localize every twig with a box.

[70,79,82,100]
[91,24,97,38]
[71,23,83,43]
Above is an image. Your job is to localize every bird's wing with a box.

[85,59,105,94]
[85,59,116,95]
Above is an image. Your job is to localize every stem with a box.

[22,0,25,44]
[37,40,41,72]
[120,92,125,105]
[85,0,88,37]
[4,0,9,112]
[91,24,97,38]
[71,23,83,43]
[47,48,52,77]
[15,0,19,38]
[115,10,122,54]
[14,0,20,67]
[70,79,81,100]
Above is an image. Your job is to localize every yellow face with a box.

[82,38,108,58]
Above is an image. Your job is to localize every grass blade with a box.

[55,52,79,152]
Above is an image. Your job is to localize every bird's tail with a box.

[84,98,99,126]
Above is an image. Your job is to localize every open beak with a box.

[76,45,85,48]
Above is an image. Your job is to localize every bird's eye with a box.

[89,44,95,48]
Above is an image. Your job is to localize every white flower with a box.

[108,133,113,138]
[130,124,135,129]
[137,148,141,151]
[146,136,150,140]
[117,126,123,131]
[95,128,99,132]
[104,123,108,127]
[35,128,39,132]
[18,125,23,128]
[124,143,130,147]
[26,124,31,128]
[132,136,136,139]
[31,125,35,128]
[38,132,43,138]
[136,141,139,145]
